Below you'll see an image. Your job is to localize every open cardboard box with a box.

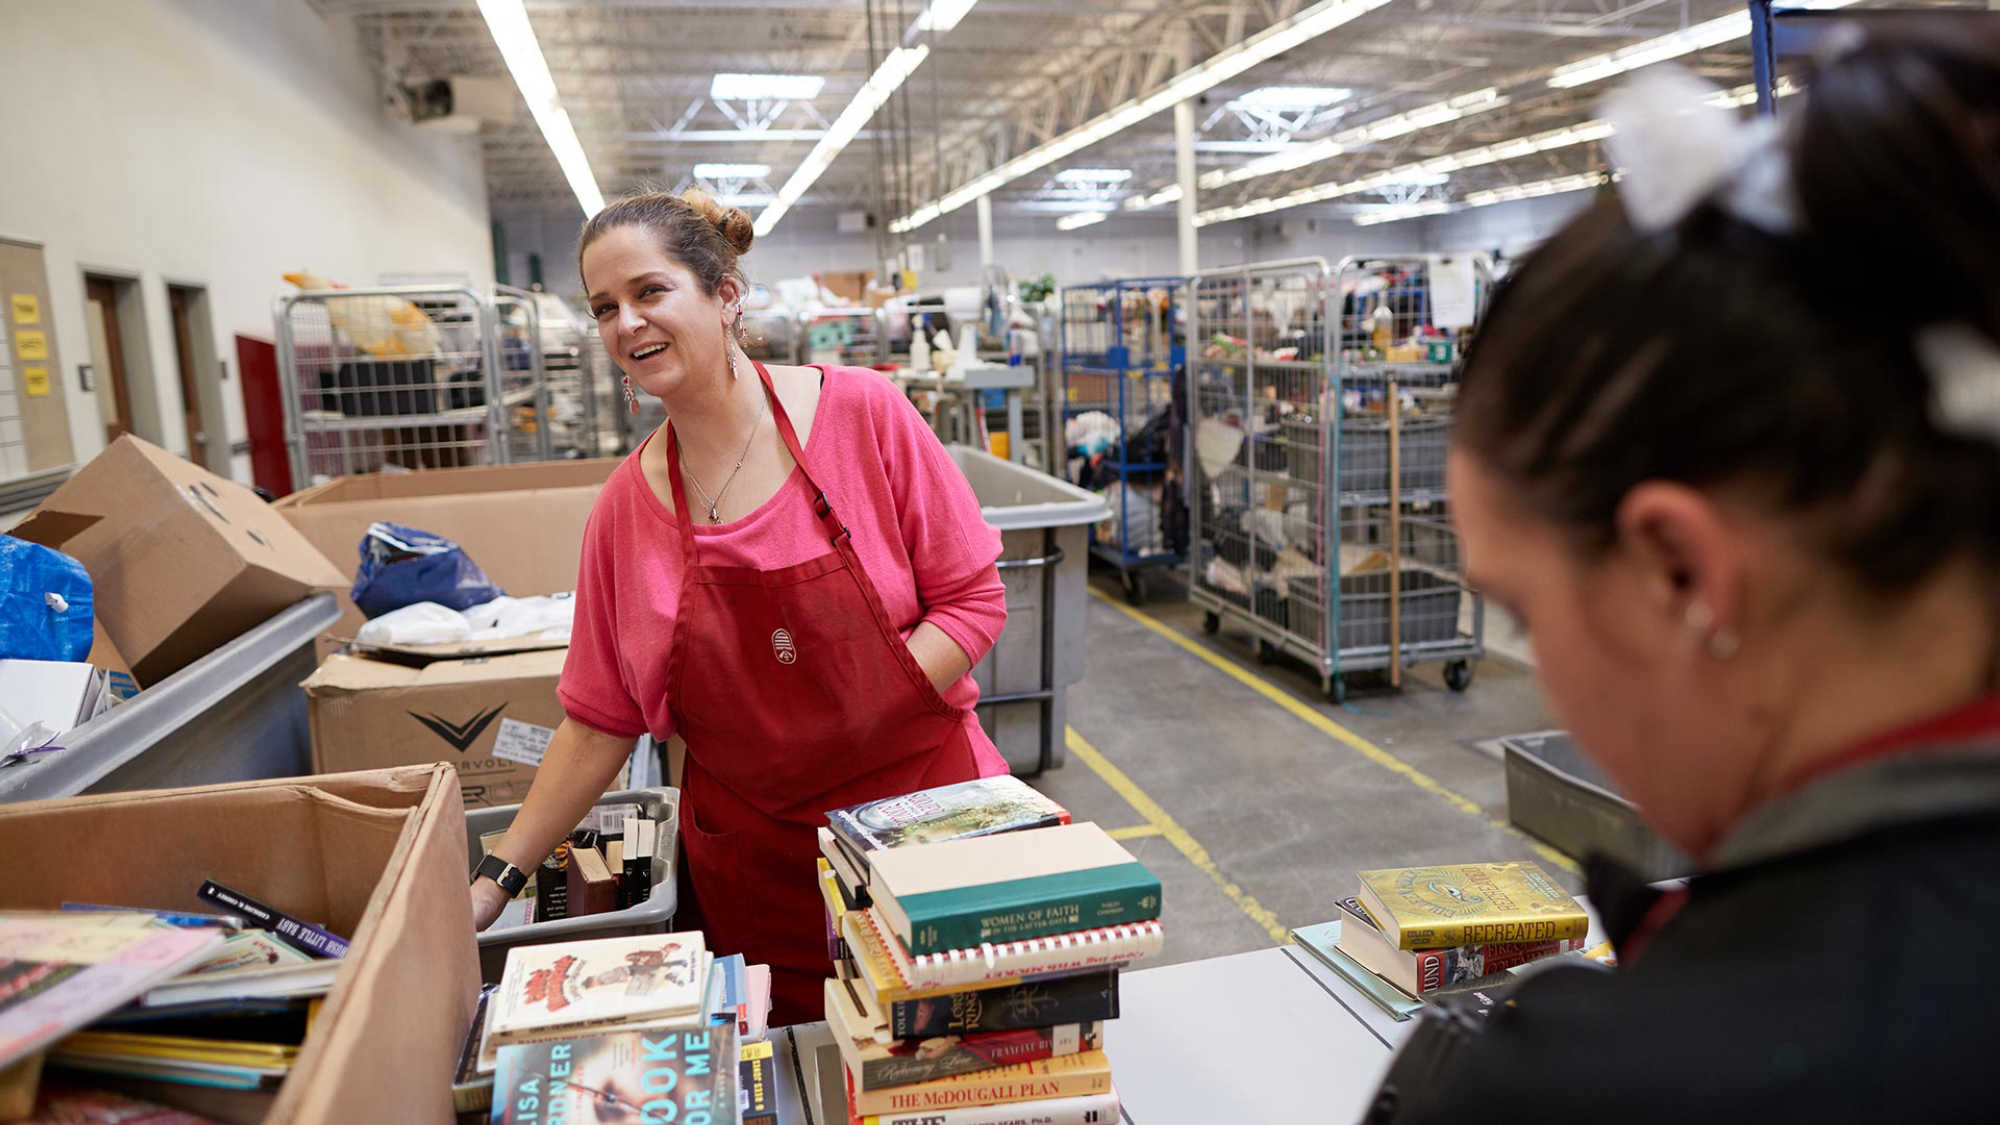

[273,459,619,645]
[0,764,479,1124]
[304,648,568,810]
[10,436,347,688]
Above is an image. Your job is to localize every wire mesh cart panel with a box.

[1186,255,1487,701]
[1059,277,1187,604]
[274,285,551,491]
[524,291,615,460]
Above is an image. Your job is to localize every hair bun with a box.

[679,187,756,257]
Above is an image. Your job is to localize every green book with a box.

[1289,921,1421,1022]
[869,823,1162,955]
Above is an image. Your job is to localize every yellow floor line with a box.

[1067,726,1290,944]
[1090,588,1581,875]
[1105,824,1166,841]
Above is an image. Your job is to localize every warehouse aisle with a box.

[1031,574,1566,967]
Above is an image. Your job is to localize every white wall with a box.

[0,0,494,482]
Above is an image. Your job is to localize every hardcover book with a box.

[0,912,225,1067]
[490,932,709,1040]
[856,1087,1123,1125]
[827,976,1100,1091]
[869,824,1161,955]
[1355,862,1588,950]
[1288,922,1421,1022]
[565,845,619,918]
[828,776,1070,855]
[846,906,1161,996]
[1333,897,1584,994]
[843,1050,1113,1118]
[491,1022,737,1125]
[884,968,1119,1040]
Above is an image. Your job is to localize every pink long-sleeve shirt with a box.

[559,364,1008,775]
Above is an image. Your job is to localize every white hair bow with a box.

[1601,67,1797,234]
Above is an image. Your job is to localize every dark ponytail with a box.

[1454,28,2000,603]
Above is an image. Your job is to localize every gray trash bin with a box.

[948,447,1110,775]
[1502,731,1691,880]
[0,594,340,802]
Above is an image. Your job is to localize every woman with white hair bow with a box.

[1368,27,1999,1124]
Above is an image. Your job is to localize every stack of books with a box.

[818,777,1164,1125]
[1291,861,1595,1020]
[472,930,770,1124]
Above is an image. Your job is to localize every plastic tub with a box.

[948,447,1111,775]
[1502,731,1691,880]
[465,786,681,982]
[0,594,340,802]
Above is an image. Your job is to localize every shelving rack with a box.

[797,306,886,367]
[1186,255,1487,701]
[1059,276,1186,604]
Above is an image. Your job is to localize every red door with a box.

[235,334,293,496]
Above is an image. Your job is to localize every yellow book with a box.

[55,1031,299,1071]
[1356,861,1588,950]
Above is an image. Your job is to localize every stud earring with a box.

[622,373,639,414]
[1685,601,1739,661]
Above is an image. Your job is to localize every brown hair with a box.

[1454,29,2000,601]
[578,186,755,296]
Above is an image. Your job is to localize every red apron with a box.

[663,361,983,1026]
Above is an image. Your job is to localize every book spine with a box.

[1399,914,1591,951]
[887,972,1119,1038]
[904,924,1164,991]
[852,1061,1113,1117]
[862,1088,1122,1125]
[537,845,569,922]
[861,1024,1097,1091]
[898,864,1162,955]
[194,881,348,959]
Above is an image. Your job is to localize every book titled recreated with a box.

[1355,862,1588,950]
[490,932,709,1041]
[869,824,1161,955]
[828,777,1070,855]
[1333,897,1584,994]
[492,1023,736,1125]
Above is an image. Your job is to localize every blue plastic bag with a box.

[351,522,505,620]
[0,534,95,662]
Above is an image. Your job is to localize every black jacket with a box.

[1372,739,2000,1124]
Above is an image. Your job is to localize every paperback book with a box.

[491,1022,738,1125]
[827,776,1070,855]
[490,932,709,1041]
[0,912,226,1067]
[845,906,1161,995]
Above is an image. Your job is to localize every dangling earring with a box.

[726,306,743,381]
[622,373,639,414]
[729,348,743,382]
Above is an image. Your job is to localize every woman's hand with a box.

[471,876,514,932]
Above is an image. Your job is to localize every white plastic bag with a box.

[354,601,471,646]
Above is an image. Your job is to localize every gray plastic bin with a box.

[466,786,680,982]
[1502,731,1691,880]
[0,594,340,803]
[948,447,1110,775]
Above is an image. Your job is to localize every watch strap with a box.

[473,852,528,896]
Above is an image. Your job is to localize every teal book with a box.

[868,823,1162,955]
[1289,921,1422,1022]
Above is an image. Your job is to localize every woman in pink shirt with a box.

[472,188,1008,1024]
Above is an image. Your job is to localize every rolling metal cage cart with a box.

[798,306,886,367]
[527,293,616,460]
[1186,255,1486,702]
[1060,277,1187,604]
[274,284,553,490]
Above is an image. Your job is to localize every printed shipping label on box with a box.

[304,648,567,809]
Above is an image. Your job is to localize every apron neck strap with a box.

[662,362,848,547]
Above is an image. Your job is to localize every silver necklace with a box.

[681,386,767,524]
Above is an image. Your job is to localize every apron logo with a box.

[771,628,798,665]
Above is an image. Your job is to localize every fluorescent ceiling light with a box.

[1547,0,1859,89]
[1055,168,1133,184]
[1463,171,1611,207]
[757,43,932,237]
[693,163,772,179]
[1351,200,1452,226]
[1194,117,1613,225]
[889,0,1397,233]
[711,73,826,101]
[1708,74,1802,108]
[1389,171,1450,188]
[475,0,603,216]
[1231,85,1352,110]
[1056,211,1110,230]
[917,0,981,32]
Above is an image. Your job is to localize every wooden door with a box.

[84,277,135,443]
[168,286,209,465]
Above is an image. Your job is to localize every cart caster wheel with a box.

[1326,677,1347,704]
[1255,639,1279,665]
[1202,611,1220,635]
[1122,570,1148,606]
[1444,660,1474,692]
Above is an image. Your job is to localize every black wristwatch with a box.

[472,853,529,896]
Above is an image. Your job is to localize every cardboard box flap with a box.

[5,509,101,551]
[306,648,569,694]
[304,652,428,694]
[274,459,619,506]
[346,631,571,664]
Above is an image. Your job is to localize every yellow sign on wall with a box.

[9,294,38,324]
[22,366,49,397]
[15,329,47,361]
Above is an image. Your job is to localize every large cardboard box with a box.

[304,649,566,809]
[274,459,619,641]
[11,436,347,686]
[0,764,479,1124]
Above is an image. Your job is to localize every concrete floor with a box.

[1028,570,1570,967]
